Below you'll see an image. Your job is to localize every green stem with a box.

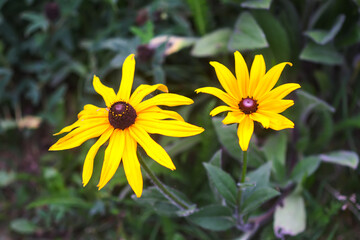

[237,151,248,209]
[138,154,190,210]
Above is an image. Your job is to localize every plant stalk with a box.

[138,154,190,210]
[237,150,248,208]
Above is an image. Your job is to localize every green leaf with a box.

[296,90,335,113]
[209,149,222,167]
[0,170,16,187]
[21,12,49,36]
[247,162,272,187]
[242,186,279,214]
[135,187,194,217]
[305,15,345,45]
[191,28,231,57]
[290,156,321,183]
[188,205,235,231]
[241,0,272,9]
[319,151,359,169]
[274,194,306,237]
[262,132,287,181]
[166,135,202,157]
[212,117,242,160]
[203,163,237,205]
[299,42,343,65]
[186,0,209,35]
[10,219,37,234]
[228,12,268,51]
[27,196,91,209]
[252,10,291,62]
[130,21,154,44]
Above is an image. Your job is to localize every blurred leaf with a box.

[263,132,287,182]
[191,28,231,57]
[21,12,49,36]
[209,149,222,167]
[0,0,8,9]
[297,90,335,113]
[0,67,12,97]
[27,196,91,209]
[212,117,242,160]
[10,219,37,234]
[98,37,129,52]
[242,186,279,214]
[300,42,343,65]
[0,170,16,187]
[252,10,291,61]
[203,162,237,205]
[188,205,235,231]
[186,0,209,35]
[166,135,202,157]
[274,194,306,238]
[241,0,272,9]
[152,65,165,84]
[228,12,268,51]
[290,156,321,183]
[130,21,154,44]
[319,151,359,169]
[305,15,345,45]
[337,23,360,48]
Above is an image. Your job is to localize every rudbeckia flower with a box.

[50,54,204,197]
[196,51,300,151]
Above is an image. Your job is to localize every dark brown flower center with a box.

[238,97,258,114]
[108,101,137,130]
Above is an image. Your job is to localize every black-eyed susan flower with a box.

[196,51,300,151]
[49,54,204,197]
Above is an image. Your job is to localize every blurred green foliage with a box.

[1,0,360,239]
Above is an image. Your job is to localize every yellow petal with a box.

[116,54,136,102]
[93,75,116,107]
[222,111,245,124]
[129,125,176,170]
[129,84,168,106]
[234,51,250,98]
[253,62,292,99]
[136,119,204,137]
[248,55,266,98]
[53,115,108,136]
[257,110,294,130]
[135,93,193,113]
[78,104,108,119]
[250,112,270,128]
[210,61,241,99]
[195,87,238,108]
[210,105,233,116]
[82,127,114,186]
[97,129,125,190]
[258,99,294,113]
[139,107,184,121]
[49,122,109,151]
[237,116,254,151]
[122,130,143,197]
[260,83,301,101]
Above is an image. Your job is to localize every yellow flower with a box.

[196,51,300,151]
[49,54,204,197]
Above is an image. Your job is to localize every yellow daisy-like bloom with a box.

[196,51,300,151]
[49,54,204,197]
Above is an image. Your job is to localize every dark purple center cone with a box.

[238,97,258,114]
[108,102,137,130]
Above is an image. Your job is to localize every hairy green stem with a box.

[237,151,248,209]
[138,154,189,210]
